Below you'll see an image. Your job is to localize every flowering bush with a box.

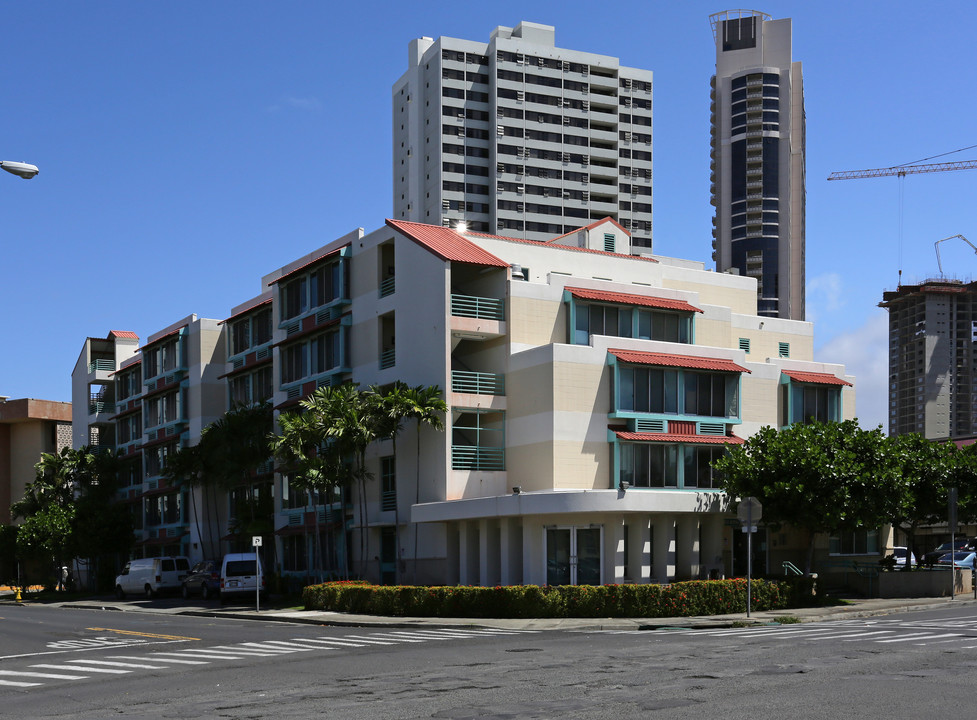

[302,578,791,618]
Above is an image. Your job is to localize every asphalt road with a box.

[3,603,977,718]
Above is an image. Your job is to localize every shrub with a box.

[302,578,792,618]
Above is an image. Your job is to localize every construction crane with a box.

[935,234,976,278]
[828,160,977,181]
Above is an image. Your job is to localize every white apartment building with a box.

[251,216,854,585]
[393,21,654,250]
[75,217,854,585]
[710,10,805,320]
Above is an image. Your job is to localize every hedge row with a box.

[302,578,792,618]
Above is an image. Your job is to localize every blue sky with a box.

[3,1,975,432]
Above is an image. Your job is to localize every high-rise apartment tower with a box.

[710,10,805,319]
[880,280,977,439]
[393,21,654,248]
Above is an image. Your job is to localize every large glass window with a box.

[281,344,306,384]
[785,383,841,425]
[575,303,690,344]
[282,475,309,510]
[829,529,880,555]
[617,367,738,419]
[231,319,251,356]
[620,444,679,487]
[312,332,341,375]
[311,263,340,308]
[253,307,273,345]
[280,277,308,321]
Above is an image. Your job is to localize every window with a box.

[618,366,739,419]
[574,303,691,344]
[311,262,339,308]
[604,233,615,253]
[161,340,178,372]
[739,338,751,353]
[281,344,306,384]
[283,535,307,572]
[830,529,880,555]
[785,383,841,425]
[312,331,341,374]
[253,307,272,345]
[683,446,724,489]
[381,456,396,511]
[620,444,678,488]
[280,277,308,321]
[778,342,790,358]
[282,475,309,510]
[231,319,251,355]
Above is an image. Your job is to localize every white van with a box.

[115,556,190,599]
[219,553,265,604]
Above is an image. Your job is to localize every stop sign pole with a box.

[737,497,762,617]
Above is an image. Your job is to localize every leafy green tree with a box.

[883,433,955,569]
[11,447,77,520]
[714,420,888,573]
[16,504,75,589]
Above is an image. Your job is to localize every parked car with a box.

[923,540,973,567]
[181,559,221,600]
[219,553,266,604]
[936,551,977,570]
[891,546,916,568]
[115,556,190,599]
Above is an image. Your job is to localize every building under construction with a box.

[880,279,977,439]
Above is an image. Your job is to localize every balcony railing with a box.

[451,294,504,321]
[89,400,115,415]
[379,276,396,298]
[380,349,396,370]
[451,370,505,396]
[88,359,115,373]
[452,445,505,471]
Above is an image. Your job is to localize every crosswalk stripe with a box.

[382,631,464,640]
[108,655,208,666]
[0,670,85,680]
[152,651,248,660]
[244,641,316,651]
[66,659,165,669]
[878,633,960,644]
[0,679,43,687]
[204,646,289,656]
[30,664,131,674]
[340,635,398,645]
[362,633,427,643]
[288,638,359,648]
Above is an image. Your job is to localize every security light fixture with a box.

[620,481,630,492]
[512,486,522,494]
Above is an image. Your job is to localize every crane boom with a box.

[827,160,977,181]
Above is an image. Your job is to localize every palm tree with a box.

[400,385,447,584]
[12,447,78,520]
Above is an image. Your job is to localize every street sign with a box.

[737,497,762,525]
[252,536,263,547]
[741,525,758,533]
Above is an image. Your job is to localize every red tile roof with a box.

[386,219,510,267]
[614,431,744,445]
[269,245,348,286]
[782,370,853,387]
[549,216,630,242]
[609,349,750,373]
[567,286,702,313]
[110,330,139,340]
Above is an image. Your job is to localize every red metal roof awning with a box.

[386,219,510,267]
[609,349,750,374]
[782,370,852,387]
[567,286,702,313]
[614,431,744,445]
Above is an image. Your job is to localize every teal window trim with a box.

[608,431,726,491]
[608,355,744,423]
[565,292,695,345]
[779,375,842,427]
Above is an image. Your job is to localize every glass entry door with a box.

[546,526,602,586]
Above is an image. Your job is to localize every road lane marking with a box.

[108,655,208,665]
[87,627,199,641]
[338,635,398,645]
[67,659,168,669]
[877,632,959,643]
[290,638,361,648]
[0,670,85,680]
[244,641,317,651]
[152,651,248,660]
[30,663,131,674]
[0,679,43,687]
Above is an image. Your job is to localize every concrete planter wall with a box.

[876,568,973,598]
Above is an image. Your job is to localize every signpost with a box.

[252,536,263,612]
[737,497,762,617]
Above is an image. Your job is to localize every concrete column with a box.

[607,518,626,584]
[499,518,523,586]
[700,514,725,579]
[675,516,701,580]
[457,521,470,586]
[444,523,460,586]
[627,516,651,583]
[522,520,543,585]
[652,516,676,583]
[480,519,501,587]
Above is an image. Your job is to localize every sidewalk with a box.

[4,589,975,631]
